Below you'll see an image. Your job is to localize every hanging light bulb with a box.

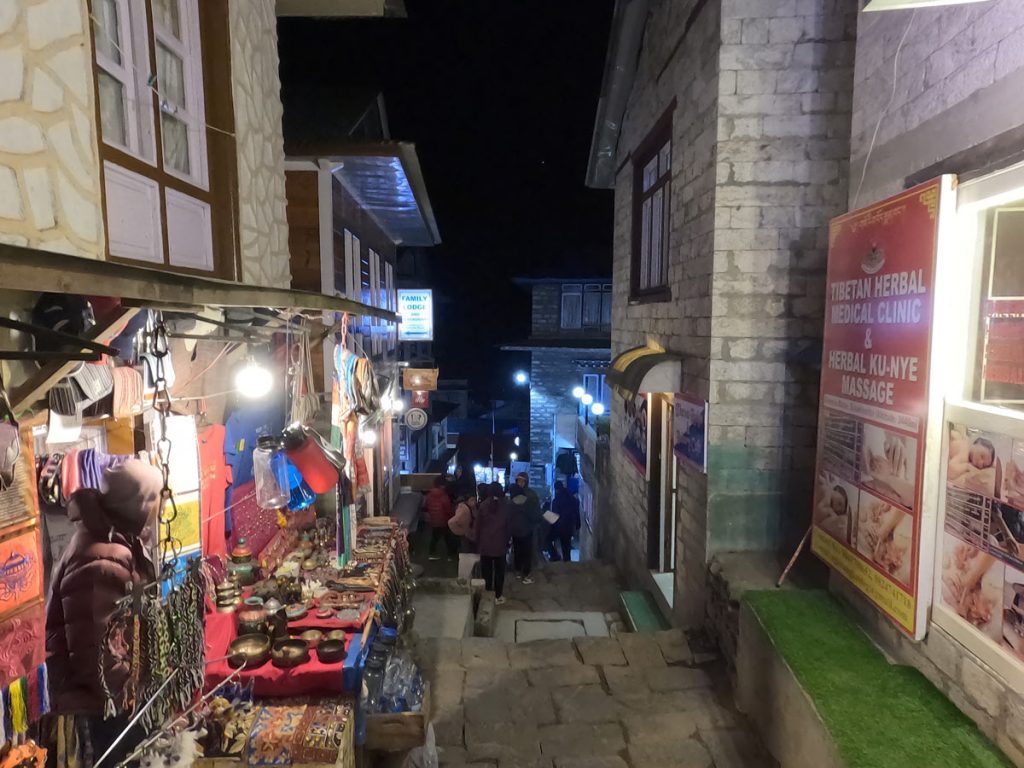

[360,428,378,446]
[572,386,585,399]
[381,394,393,411]
[235,357,273,399]
[581,393,594,406]
[591,402,606,416]
[509,451,518,461]
[392,398,405,413]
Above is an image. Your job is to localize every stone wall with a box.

[851,1,1024,206]
[604,0,855,627]
[0,0,104,257]
[608,0,722,624]
[230,0,291,288]
[833,575,1024,766]
[709,0,856,554]
[528,348,606,490]
[531,284,561,336]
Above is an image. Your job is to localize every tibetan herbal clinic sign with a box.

[398,289,434,341]
[812,178,945,638]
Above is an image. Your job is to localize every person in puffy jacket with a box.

[547,480,581,562]
[423,475,456,561]
[509,475,542,584]
[448,491,479,581]
[474,482,511,603]
[46,460,162,758]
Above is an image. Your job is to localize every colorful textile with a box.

[198,424,231,560]
[246,705,304,767]
[291,700,352,764]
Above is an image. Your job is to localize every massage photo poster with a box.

[811,178,947,639]
[935,403,1024,683]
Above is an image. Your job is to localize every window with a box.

[632,110,673,299]
[92,0,225,275]
[601,284,612,327]
[579,373,608,423]
[561,284,582,329]
[582,285,602,328]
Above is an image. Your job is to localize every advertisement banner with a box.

[935,407,1024,681]
[811,179,944,637]
[622,394,649,478]
[673,393,707,473]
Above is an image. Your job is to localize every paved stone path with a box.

[414,561,775,768]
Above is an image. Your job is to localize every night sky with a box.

[278,1,615,400]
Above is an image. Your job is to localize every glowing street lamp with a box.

[591,402,606,416]
[581,393,594,406]
[572,386,585,399]
[513,371,529,385]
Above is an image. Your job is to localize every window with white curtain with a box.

[601,284,612,327]
[632,116,672,298]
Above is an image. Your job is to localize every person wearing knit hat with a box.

[46,459,163,759]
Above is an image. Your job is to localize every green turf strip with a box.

[744,590,1012,768]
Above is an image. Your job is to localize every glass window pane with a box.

[640,197,652,289]
[651,187,664,288]
[661,180,671,285]
[659,141,672,177]
[643,156,658,193]
[583,290,602,327]
[156,43,186,107]
[161,113,190,174]
[991,208,1024,297]
[98,71,127,146]
[153,0,181,38]
[93,0,121,64]
[601,290,612,326]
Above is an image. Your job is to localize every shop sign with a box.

[397,289,434,341]
[934,404,1024,687]
[622,394,649,479]
[403,368,438,391]
[673,393,707,473]
[812,178,946,638]
[412,390,429,408]
[405,408,428,431]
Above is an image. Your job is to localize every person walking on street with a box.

[548,480,580,562]
[474,481,511,603]
[509,475,542,583]
[424,475,456,561]
[449,489,480,581]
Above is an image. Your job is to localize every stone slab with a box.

[538,723,625,758]
[516,619,587,642]
[495,611,609,643]
[701,727,774,768]
[644,665,713,692]
[602,665,649,701]
[462,637,509,668]
[654,628,695,665]
[620,710,700,743]
[509,639,581,669]
[617,633,667,668]
[627,739,713,768]
[465,666,529,692]
[554,758,628,768]
[417,637,463,670]
[574,637,627,666]
[526,665,601,689]
[551,685,622,724]
[465,721,541,760]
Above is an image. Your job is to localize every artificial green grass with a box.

[619,590,669,632]
[745,590,1012,768]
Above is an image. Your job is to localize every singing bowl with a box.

[298,629,323,647]
[228,634,271,669]
[326,629,347,642]
[271,638,310,668]
[316,639,346,664]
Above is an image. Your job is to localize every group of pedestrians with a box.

[421,471,581,603]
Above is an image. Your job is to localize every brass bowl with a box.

[326,629,347,642]
[271,638,310,669]
[316,639,346,664]
[228,634,271,669]
[285,603,308,621]
[298,629,323,647]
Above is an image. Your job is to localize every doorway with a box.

[646,394,677,610]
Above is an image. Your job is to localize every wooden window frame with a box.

[630,104,675,303]
[582,283,604,328]
[90,0,239,280]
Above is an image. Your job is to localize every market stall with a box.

[0,257,423,767]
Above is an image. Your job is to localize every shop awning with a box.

[605,345,682,400]
[285,142,440,247]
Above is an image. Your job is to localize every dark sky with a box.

[278,1,615,399]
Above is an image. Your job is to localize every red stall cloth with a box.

[199,424,232,560]
[204,611,353,697]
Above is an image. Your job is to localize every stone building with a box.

[504,278,612,493]
[586,0,855,626]
[0,0,290,285]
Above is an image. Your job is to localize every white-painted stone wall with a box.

[0,0,104,258]
[851,0,1024,206]
[229,0,291,288]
